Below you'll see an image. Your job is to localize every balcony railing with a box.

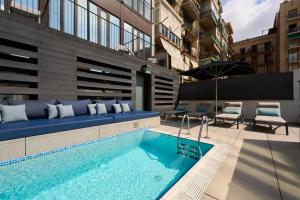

[200,9,218,25]
[288,26,300,34]
[182,23,198,39]
[156,23,181,47]
[181,47,198,61]
[288,12,300,20]
[3,0,154,60]
[181,0,200,19]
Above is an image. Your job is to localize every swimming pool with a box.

[0,129,213,200]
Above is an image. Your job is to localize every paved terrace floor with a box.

[152,119,300,200]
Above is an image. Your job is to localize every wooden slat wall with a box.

[0,12,180,112]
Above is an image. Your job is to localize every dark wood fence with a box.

[179,72,294,101]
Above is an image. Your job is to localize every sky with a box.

[221,0,284,42]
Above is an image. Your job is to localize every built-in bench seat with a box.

[0,115,114,141]
[0,111,159,141]
[110,111,160,123]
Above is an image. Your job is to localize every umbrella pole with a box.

[215,77,218,116]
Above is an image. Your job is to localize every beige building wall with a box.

[278,0,300,72]
[232,33,278,74]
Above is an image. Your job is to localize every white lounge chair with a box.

[214,102,243,129]
[162,101,189,120]
[253,102,288,135]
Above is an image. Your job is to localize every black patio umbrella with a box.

[181,61,255,115]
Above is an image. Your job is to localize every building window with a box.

[288,9,297,19]
[64,0,74,35]
[100,11,107,47]
[89,2,98,43]
[264,42,271,51]
[49,0,60,30]
[110,15,120,50]
[240,48,245,55]
[133,29,138,56]
[251,56,257,65]
[77,0,88,40]
[288,24,297,33]
[144,34,151,58]
[1,0,4,10]
[288,52,297,62]
[251,45,257,53]
[160,24,180,47]
[11,0,38,14]
[124,23,133,53]
[123,0,152,21]
[140,32,144,58]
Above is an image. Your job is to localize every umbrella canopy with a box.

[180,61,255,118]
[181,61,255,80]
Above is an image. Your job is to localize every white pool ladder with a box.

[177,114,205,160]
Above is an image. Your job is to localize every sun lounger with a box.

[253,102,288,135]
[214,102,243,129]
[162,102,188,120]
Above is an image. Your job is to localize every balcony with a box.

[181,47,198,61]
[182,23,198,40]
[199,56,218,66]
[181,0,200,20]
[288,12,300,21]
[200,10,218,28]
[200,34,221,53]
[288,27,300,40]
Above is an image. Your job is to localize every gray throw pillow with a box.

[121,103,131,113]
[96,103,107,115]
[57,104,75,119]
[47,104,59,119]
[88,104,97,115]
[112,104,122,113]
[1,105,28,123]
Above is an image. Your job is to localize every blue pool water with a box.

[0,130,213,200]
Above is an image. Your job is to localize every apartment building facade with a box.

[278,0,300,72]
[154,0,199,73]
[154,0,232,75]
[233,0,300,74]
[232,33,277,74]
[0,0,180,112]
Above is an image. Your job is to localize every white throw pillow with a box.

[57,104,75,119]
[0,105,2,122]
[112,104,122,113]
[1,105,28,123]
[88,104,97,115]
[47,104,59,119]
[96,103,107,115]
[121,103,131,113]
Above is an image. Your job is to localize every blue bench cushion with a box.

[111,111,159,123]
[10,100,57,119]
[0,115,113,141]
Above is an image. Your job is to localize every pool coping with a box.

[151,129,229,200]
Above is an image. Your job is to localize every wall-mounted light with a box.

[141,65,151,74]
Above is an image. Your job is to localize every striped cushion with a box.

[96,103,107,115]
[121,103,131,113]
[47,104,59,119]
[112,104,122,113]
[1,105,28,123]
[87,104,97,115]
[57,105,75,119]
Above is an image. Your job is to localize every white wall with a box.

[182,69,300,122]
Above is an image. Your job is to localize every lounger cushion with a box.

[257,108,279,116]
[223,107,240,114]
[10,100,57,119]
[112,111,160,123]
[94,99,116,113]
[216,113,240,119]
[58,100,90,116]
[255,115,286,123]
[0,115,114,141]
